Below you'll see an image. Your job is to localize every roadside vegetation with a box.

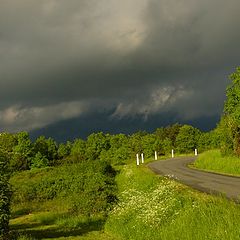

[194,149,240,176]
[105,163,240,240]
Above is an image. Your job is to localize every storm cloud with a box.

[0,0,239,133]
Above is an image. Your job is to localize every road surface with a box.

[148,156,240,201]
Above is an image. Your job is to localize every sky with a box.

[0,0,240,140]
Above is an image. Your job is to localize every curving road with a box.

[148,157,240,201]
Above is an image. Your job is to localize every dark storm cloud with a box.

[0,0,239,132]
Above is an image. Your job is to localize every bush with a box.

[11,160,117,217]
[0,152,11,239]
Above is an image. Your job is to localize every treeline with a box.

[0,124,220,173]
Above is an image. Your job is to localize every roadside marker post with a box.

[195,149,198,156]
[155,151,158,160]
[172,149,174,158]
[141,153,144,163]
[136,154,140,166]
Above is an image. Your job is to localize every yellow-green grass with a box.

[105,162,240,240]
[194,149,240,176]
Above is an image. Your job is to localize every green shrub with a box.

[31,152,49,169]
[11,160,117,217]
[0,152,11,239]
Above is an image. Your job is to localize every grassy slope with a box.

[104,161,240,240]
[10,157,240,240]
[194,149,240,176]
[9,163,117,240]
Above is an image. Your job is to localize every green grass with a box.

[105,161,240,240]
[194,149,240,176]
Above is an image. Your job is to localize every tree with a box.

[222,67,240,155]
[70,139,86,161]
[31,152,49,169]
[34,136,58,165]
[85,133,110,160]
[0,132,17,154]
[164,123,182,147]
[58,141,72,159]
[141,134,156,158]
[129,131,147,156]
[176,125,201,153]
[11,132,33,171]
[99,134,131,165]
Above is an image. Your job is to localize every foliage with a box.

[222,67,240,156]
[0,151,11,238]
[31,152,49,169]
[0,133,17,154]
[57,141,71,159]
[176,125,201,153]
[10,132,33,171]
[85,133,111,160]
[70,138,86,162]
[34,136,58,165]
[10,160,117,217]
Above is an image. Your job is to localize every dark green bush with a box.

[0,152,11,239]
[11,160,117,217]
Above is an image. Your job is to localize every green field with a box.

[9,157,240,240]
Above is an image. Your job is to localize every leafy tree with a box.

[34,136,58,165]
[0,151,11,238]
[222,67,240,155]
[164,123,182,147]
[162,138,173,155]
[70,139,86,161]
[31,152,49,169]
[11,132,33,171]
[129,131,147,156]
[100,134,131,165]
[141,134,156,158]
[58,141,72,159]
[0,132,17,154]
[86,132,110,160]
[155,127,167,141]
[176,125,201,153]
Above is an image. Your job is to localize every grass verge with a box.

[194,149,240,176]
[105,161,240,240]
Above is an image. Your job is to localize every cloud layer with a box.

[0,0,240,132]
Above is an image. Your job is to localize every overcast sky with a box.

[0,0,240,136]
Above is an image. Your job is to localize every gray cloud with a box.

[0,0,239,132]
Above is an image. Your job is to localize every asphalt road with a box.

[148,156,240,201]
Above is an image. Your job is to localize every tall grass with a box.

[105,162,240,240]
[194,149,240,176]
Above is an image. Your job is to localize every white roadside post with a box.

[141,153,144,164]
[195,149,198,156]
[155,151,158,160]
[172,149,174,158]
[136,154,140,166]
